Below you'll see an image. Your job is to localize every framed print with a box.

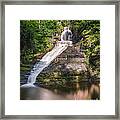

[0,0,120,119]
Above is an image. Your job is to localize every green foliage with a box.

[79,20,100,77]
[20,20,58,63]
[20,20,100,78]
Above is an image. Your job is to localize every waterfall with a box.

[21,41,72,88]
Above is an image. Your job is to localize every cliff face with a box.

[36,42,92,90]
[46,45,87,74]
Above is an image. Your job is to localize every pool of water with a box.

[20,82,100,100]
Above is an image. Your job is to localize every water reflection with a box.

[64,84,100,100]
[20,82,100,100]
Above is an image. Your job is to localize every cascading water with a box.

[21,41,72,88]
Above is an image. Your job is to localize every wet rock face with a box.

[66,63,87,72]
[43,45,85,71]
[36,43,88,85]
